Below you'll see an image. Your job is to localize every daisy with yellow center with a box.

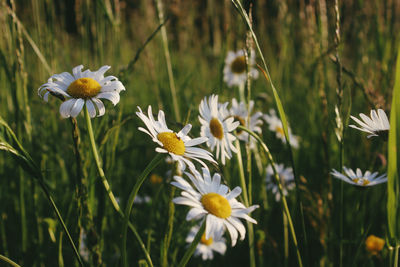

[136,106,216,172]
[331,167,387,187]
[199,95,239,165]
[265,163,295,202]
[172,167,259,246]
[38,65,125,118]
[263,109,299,149]
[223,49,259,88]
[185,225,227,260]
[230,98,263,149]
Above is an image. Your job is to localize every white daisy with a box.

[349,109,390,138]
[136,106,216,172]
[186,225,227,260]
[230,98,263,149]
[38,65,125,118]
[263,109,299,149]
[331,167,387,187]
[172,167,259,246]
[265,164,295,202]
[223,49,259,87]
[199,95,239,165]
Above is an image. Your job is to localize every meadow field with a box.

[1,0,400,266]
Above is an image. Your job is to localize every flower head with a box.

[136,106,215,172]
[349,109,390,138]
[263,109,299,148]
[223,50,258,87]
[199,95,239,165]
[365,235,385,255]
[331,167,387,187]
[38,65,125,118]
[265,164,295,202]
[186,225,227,260]
[172,167,259,246]
[230,98,263,149]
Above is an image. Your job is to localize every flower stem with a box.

[234,139,256,267]
[84,105,120,212]
[0,254,21,267]
[177,220,206,267]
[238,125,303,267]
[83,106,154,267]
[122,153,163,267]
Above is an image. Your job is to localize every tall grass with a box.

[0,0,399,266]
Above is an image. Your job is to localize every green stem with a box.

[83,105,154,267]
[395,246,399,267]
[0,254,21,267]
[84,105,120,212]
[235,140,249,207]
[37,178,84,267]
[122,154,163,267]
[177,221,206,267]
[238,125,303,267]
[155,0,180,122]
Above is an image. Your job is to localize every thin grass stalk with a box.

[387,46,400,263]
[234,139,255,267]
[230,1,308,258]
[83,106,154,266]
[284,213,289,267]
[395,246,399,267]
[238,125,303,267]
[121,153,163,267]
[155,0,181,122]
[177,220,206,267]
[332,0,344,265]
[0,254,21,267]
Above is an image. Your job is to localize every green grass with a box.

[0,0,398,266]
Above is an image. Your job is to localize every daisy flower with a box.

[265,164,295,202]
[38,65,125,118]
[365,235,385,255]
[172,167,259,246]
[186,225,227,260]
[136,106,215,171]
[223,49,259,87]
[263,109,299,149]
[230,98,263,149]
[349,109,390,138]
[199,95,239,165]
[331,167,387,187]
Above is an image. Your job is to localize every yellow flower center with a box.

[200,233,213,246]
[149,174,163,185]
[275,126,284,136]
[353,178,370,186]
[234,115,245,134]
[365,235,385,255]
[67,78,101,98]
[201,192,231,219]
[210,118,224,140]
[157,132,185,156]
[230,56,246,74]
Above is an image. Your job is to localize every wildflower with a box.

[263,109,299,148]
[38,65,125,118]
[199,95,239,165]
[186,225,227,260]
[230,98,263,149]
[223,49,258,87]
[133,195,151,204]
[265,164,295,201]
[149,174,163,185]
[349,109,390,139]
[365,235,385,255]
[331,167,387,187]
[136,106,215,171]
[172,167,259,246]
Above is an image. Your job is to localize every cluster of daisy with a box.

[331,109,389,187]
[36,49,302,261]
